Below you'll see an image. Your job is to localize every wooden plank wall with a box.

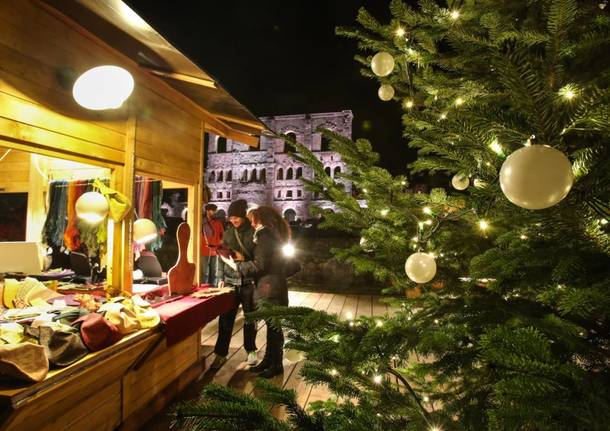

[0,149,30,193]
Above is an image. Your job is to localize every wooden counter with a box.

[0,326,205,431]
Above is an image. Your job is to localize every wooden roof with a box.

[42,0,264,144]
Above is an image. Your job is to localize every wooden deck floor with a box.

[145,291,392,429]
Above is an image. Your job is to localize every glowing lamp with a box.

[73,66,134,110]
[282,243,296,257]
[75,191,108,223]
[133,218,157,244]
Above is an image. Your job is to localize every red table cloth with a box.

[153,287,236,346]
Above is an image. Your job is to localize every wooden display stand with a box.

[0,328,205,431]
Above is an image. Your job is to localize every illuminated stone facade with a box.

[206,111,353,222]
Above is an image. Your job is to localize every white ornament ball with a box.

[371,52,395,77]
[405,252,437,284]
[499,145,574,210]
[75,191,108,223]
[378,84,395,101]
[284,349,305,362]
[451,173,470,191]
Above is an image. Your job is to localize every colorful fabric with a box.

[42,180,68,247]
[63,180,88,251]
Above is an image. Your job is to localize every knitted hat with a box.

[204,203,217,211]
[227,199,247,218]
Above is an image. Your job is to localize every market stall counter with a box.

[0,286,236,431]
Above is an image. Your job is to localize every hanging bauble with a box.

[451,173,469,191]
[75,191,109,224]
[405,286,422,298]
[133,218,158,244]
[360,237,373,252]
[405,252,437,284]
[284,349,305,362]
[473,179,487,189]
[371,52,395,77]
[378,84,395,101]
[499,145,573,210]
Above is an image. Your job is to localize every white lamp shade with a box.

[75,191,109,223]
[73,66,134,110]
[133,218,158,244]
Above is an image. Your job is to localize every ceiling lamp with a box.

[73,66,134,110]
[133,218,158,244]
[75,191,109,224]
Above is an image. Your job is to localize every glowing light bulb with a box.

[520,234,527,240]
[450,10,460,20]
[425,219,433,225]
[380,208,389,217]
[429,426,443,431]
[478,220,489,231]
[559,85,577,100]
[455,97,464,106]
[373,374,383,384]
[73,66,134,110]
[345,311,354,320]
[423,395,430,402]
[423,207,432,215]
[395,27,406,37]
[411,236,418,242]
[330,369,338,376]
[489,138,503,155]
[282,243,296,257]
[418,222,424,229]
[600,219,608,225]
[375,320,383,327]
[403,99,414,109]
[440,113,447,120]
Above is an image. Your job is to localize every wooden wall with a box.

[0,0,206,289]
[0,150,30,193]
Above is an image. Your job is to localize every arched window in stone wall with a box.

[321,135,332,152]
[226,170,232,182]
[286,168,293,180]
[209,171,215,182]
[282,132,297,153]
[217,136,227,153]
[276,168,284,180]
[334,166,341,177]
[324,166,331,177]
[296,167,303,179]
[260,169,267,184]
[218,171,224,182]
[250,169,258,182]
[241,169,248,182]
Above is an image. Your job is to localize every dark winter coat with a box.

[237,227,289,306]
[216,222,255,287]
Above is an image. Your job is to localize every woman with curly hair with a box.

[221,205,291,378]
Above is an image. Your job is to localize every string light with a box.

[380,208,389,217]
[429,426,443,431]
[450,10,460,20]
[423,207,432,215]
[373,374,383,384]
[489,138,503,155]
[425,219,433,225]
[559,85,577,100]
[418,222,424,229]
[600,219,608,225]
[403,99,415,109]
[411,236,419,242]
[345,311,354,320]
[454,97,464,106]
[376,320,383,327]
[395,27,406,37]
[439,112,447,120]
[330,369,338,376]
[478,220,489,231]
[423,395,430,402]
[401,180,407,186]
[520,234,527,240]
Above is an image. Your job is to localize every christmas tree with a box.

[172,1,610,429]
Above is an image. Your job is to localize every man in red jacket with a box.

[201,203,224,285]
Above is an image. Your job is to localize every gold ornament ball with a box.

[378,84,395,101]
[499,145,574,210]
[371,52,395,77]
[451,173,470,191]
[405,252,437,284]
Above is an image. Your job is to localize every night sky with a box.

[125,1,415,175]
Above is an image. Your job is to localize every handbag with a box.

[72,313,123,352]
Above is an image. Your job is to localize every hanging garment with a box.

[63,180,87,251]
[93,179,131,223]
[42,180,68,247]
[150,180,167,251]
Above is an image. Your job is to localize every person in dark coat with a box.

[209,199,258,370]
[221,205,291,378]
